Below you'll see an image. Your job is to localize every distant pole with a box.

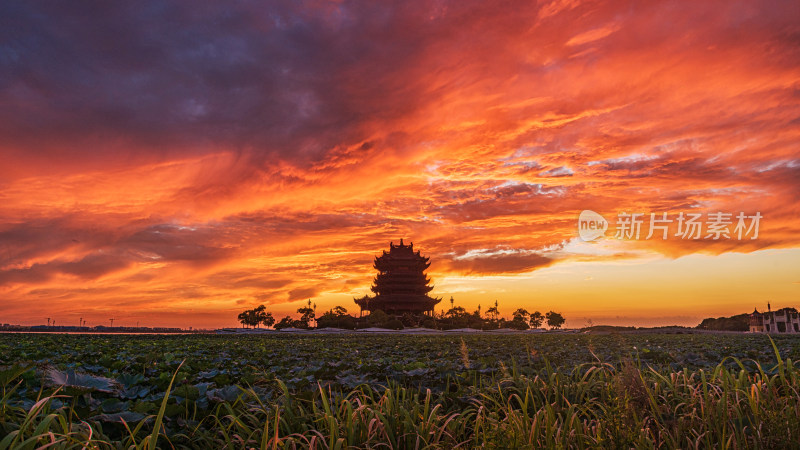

[109,318,115,327]
[79,317,83,327]
[46,318,50,327]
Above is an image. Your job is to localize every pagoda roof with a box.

[382,239,420,253]
[356,240,439,314]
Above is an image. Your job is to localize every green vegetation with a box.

[1,333,799,448]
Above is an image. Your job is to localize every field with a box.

[1,332,799,448]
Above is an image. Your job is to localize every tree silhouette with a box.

[274,316,294,330]
[261,311,275,329]
[253,305,267,328]
[510,308,530,329]
[296,304,315,328]
[546,311,565,329]
[512,308,529,321]
[446,306,468,318]
[529,311,544,329]
[237,311,249,328]
[237,305,273,328]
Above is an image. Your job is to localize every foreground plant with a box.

[1,334,798,448]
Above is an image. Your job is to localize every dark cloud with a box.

[0,216,121,267]
[0,251,130,285]
[0,218,237,286]
[121,224,235,263]
[0,0,510,169]
[443,251,554,275]
[288,287,318,301]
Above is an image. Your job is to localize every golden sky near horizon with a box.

[1,0,799,328]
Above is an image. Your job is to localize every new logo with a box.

[578,210,608,241]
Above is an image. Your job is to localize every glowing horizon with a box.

[1,0,799,328]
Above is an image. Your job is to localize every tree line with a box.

[237,299,565,331]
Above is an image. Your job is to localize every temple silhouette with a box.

[354,239,441,315]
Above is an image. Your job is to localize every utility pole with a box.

[109,318,115,327]
[46,318,50,327]
[79,317,83,327]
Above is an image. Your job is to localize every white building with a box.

[749,306,800,333]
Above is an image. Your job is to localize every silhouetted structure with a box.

[749,307,800,333]
[354,240,441,316]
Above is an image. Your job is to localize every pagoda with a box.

[354,239,441,315]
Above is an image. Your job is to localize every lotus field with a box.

[1,332,800,448]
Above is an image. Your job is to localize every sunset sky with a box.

[1,0,799,328]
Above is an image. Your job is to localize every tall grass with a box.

[1,353,799,448]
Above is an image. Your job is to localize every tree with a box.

[446,306,468,318]
[274,316,294,330]
[485,300,500,322]
[237,311,250,328]
[546,311,565,329]
[317,308,356,329]
[366,309,389,327]
[509,308,530,330]
[385,318,404,330]
[237,305,274,328]
[400,313,423,328]
[253,305,267,328]
[512,308,529,322]
[529,311,544,329]
[261,312,275,329]
[297,304,315,328]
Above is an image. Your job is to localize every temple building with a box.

[354,240,441,315]
[749,305,800,333]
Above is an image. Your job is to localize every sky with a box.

[1,0,799,328]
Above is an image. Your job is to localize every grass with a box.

[0,334,799,448]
